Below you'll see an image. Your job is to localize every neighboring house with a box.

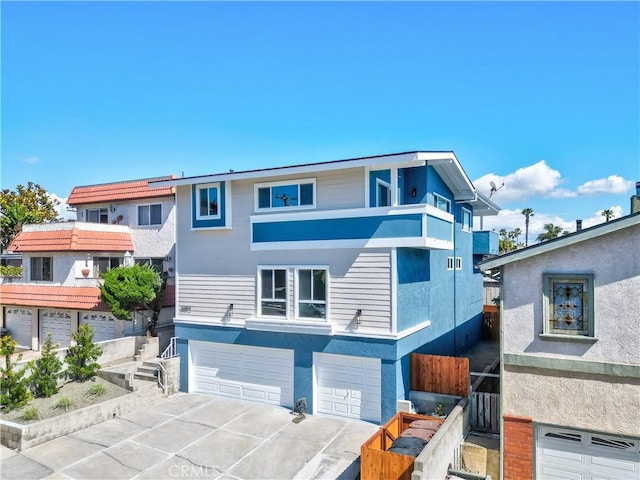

[153,151,500,424]
[0,176,176,350]
[479,212,640,480]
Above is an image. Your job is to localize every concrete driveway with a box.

[1,393,379,480]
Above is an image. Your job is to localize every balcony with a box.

[250,205,454,251]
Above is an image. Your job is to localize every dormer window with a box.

[255,179,315,211]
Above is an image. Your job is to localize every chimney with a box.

[632,181,640,214]
[576,219,582,231]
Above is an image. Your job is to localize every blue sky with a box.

[2,1,638,243]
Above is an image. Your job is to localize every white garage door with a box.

[40,310,72,348]
[5,308,33,349]
[537,426,640,479]
[80,313,116,343]
[190,341,294,408]
[314,353,381,423]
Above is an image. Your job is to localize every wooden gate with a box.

[470,391,500,433]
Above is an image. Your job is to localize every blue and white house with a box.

[154,151,499,424]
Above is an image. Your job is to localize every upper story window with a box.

[135,258,164,271]
[462,208,472,232]
[542,273,595,339]
[31,257,52,281]
[297,269,327,319]
[434,193,450,213]
[196,183,220,220]
[138,203,162,226]
[86,208,108,223]
[260,268,287,317]
[255,179,315,211]
[376,179,391,207]
[93,256,122,277]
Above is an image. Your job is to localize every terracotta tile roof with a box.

[9,228,134,253]
[0,284,105,310]
[67,175,176,206]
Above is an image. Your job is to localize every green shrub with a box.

[0,336,32,412]
[65,324,103,382]
[0,265,22,277]
[29,333,63,397]
[85,383,107,397]
[55,395,74,411]
[21,405,39,421]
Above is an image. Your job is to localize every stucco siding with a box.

[502,224,640,364]
[503,365,640,437]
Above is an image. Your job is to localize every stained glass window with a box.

[544,274,594,337]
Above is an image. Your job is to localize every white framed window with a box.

[455,257,462,270]
[434,193,450,213]
[297,268,327,320]
[543,273,594,338]
[447,257,454,270]
[196,183,221,220]
[259,268,288,317]
[462,208,472,232]
[138,203,162,226]
[255,178,315,211]
[93,256,123,277]
[86,208,108,224]
[31,257,52,281]
[376,179,391,207]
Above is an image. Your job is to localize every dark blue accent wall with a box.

[191,182,227,228]
[399,165,428,205]
[369,170,391,207]
[426,166,453,207]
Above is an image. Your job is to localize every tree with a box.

[521,208,534,247]
[536,223,566,242]
[29,333,63,397]
[65,324,103,382]
[0,182,60,251]
[601,209,615,222]
[512,228,522,245]
[0,336,32,412]
[100,263,166,336]
[498,228,516,254]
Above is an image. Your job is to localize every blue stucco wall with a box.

[174,321,438,424]
[473,230,499,256]
[399,165,428,205]
[426,214,453,243]
[397,248,430,331]
[252,213,423,243]
[426,166,453,207]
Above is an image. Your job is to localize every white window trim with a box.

[375,178,392,207]
[294,266,330,322]
[137,203,163,226]
[86,207,108,223]
[447,257,454,270]
[434,193,451,213]
[257,266,290,319]
[541,273,595,339]
[462,207,472,232]
[254,178,316,212]
[195,183,222,221]
[455,257,462,270]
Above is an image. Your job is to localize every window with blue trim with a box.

[197,183,220,219]
[462,208,472,232]
[255,179,315,210]
[376,179,391,207]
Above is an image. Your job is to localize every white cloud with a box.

[21,156,40,165]
[48,193,77,221]
[576,175,634,196]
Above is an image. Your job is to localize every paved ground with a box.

[1,393,379,480]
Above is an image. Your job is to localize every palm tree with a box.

[536,223,564,242]
[601,209,615,222]
[521,208,534,247]
[512,227,522,246]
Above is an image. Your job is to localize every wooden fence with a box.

[470,391,500,433]
[410,353,469,397]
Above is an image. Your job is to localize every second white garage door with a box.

[190,341,294,408]
[314,353,381,423]
[40,310,72,348]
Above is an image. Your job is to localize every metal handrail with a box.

[161,336,178,359]
[157,361,168,396]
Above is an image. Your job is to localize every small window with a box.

[447,257,454,270]
[138,204,162,226]
[86,208,108,224]
[462,208,472,232]
[255,179,315,210]
[134,258,164,271]
[376,179,391,207]
[434,193,450,213]
[93,256,122,277]
[543,274,594,337]
[298,269,327,319]
[260,269,288,317]
[197,183,220,219]
[31,257,52,281]
[455,257,462,270]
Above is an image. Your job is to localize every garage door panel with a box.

[538,466,583,480]
[5,309,33,348]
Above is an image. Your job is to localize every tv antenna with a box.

[489,180,504,198]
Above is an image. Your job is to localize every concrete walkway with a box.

[1,393,379,480]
